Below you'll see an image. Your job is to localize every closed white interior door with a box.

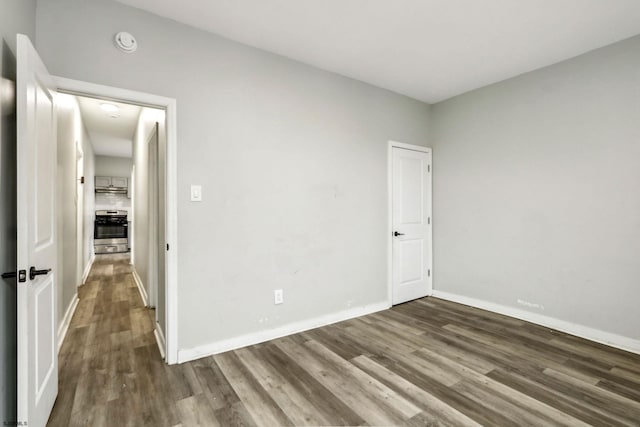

[16,34,58,426]
[391,146,432,304]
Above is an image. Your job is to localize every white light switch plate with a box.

[274,289,283,305]
[190,185,202,202]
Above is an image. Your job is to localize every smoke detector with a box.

[114,32,138,53]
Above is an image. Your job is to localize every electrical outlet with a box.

[274,289,284,305]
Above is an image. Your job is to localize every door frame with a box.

[130,164,135,263]
[53,76,180,364]
[387,140,433,306]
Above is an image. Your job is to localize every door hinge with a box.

[166,243,170,251]
[428,217,431,225]
[428,269,431,277]
[428,165,431,173]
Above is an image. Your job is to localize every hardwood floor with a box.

[49,254,640,426]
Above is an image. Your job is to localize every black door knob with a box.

[29,267,52,280]
[394,231,405,237]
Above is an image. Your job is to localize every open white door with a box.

[16,34,58,427]
[391,145,432,304]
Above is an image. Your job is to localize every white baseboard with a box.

[178,301,390,363]
[57,294,79,352]
[154,325,166,360]
[432,290,640,355]
[81,253,95,285]
[132,269,148,307]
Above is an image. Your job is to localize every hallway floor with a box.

[48,254,164,426]
[49,254,640,426]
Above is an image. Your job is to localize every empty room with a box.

[1,0,639,426]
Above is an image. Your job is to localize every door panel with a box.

[34,278,54,393]
[399,157,423,224]
[34,82,55,248]
[17,33,58,427]
[399,239,424,284]
[392,146,431,304]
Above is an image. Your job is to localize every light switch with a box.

[190,185,202,202]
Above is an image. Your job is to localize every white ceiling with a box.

[76,96,141,158]
[114,0,640,103]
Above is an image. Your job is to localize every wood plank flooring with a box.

[48,254,640,426]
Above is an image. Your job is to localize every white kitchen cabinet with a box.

[95,176,112,187]
[95,176,128,188]
[111,176,128,187]
[95,176,129,198]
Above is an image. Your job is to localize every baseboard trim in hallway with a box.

[57,294,79,352]
[81,253,95,285]
[132,268,148,307]
[154,324,166,359]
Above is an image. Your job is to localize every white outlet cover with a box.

[274,289,283,304]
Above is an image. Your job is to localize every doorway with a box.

[54,77,178,364]
[388,141,433,305]
[15,34,178,426]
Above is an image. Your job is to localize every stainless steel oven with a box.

[94,210,129,254]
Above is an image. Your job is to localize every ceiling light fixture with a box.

[100,103,119,113]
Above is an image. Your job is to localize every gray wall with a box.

[95,154,132,177]
[36,0,431,351]
[430,35,640,339]
[56,95,96,332]
[0,0,36,422]
[56,98,79,329]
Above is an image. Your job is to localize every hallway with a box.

[48,254,169,426]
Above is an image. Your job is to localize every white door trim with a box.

[53,76,180,364]
[387,140,433,306]
[130,164,135,265]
